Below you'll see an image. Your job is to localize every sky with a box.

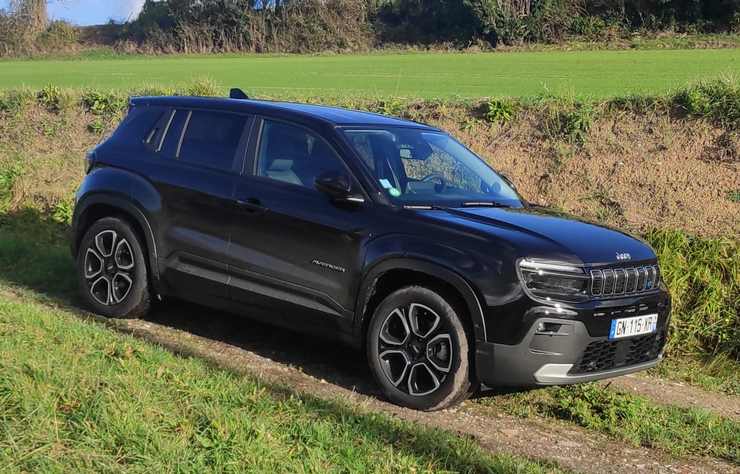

[0,0,146,26]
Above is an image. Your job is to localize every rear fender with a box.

[72,167,163,290]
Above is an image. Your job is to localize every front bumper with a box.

[475,314,668,388]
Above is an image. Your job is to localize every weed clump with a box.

[81,90,128,117]
[673,77,740,129]
[184,78,223,97]
[647,229,739,359]
[484,98,517,124]
[36,84,65,113]
[0,161,23,211]
[541,101,594,144]
[0,89,34,114]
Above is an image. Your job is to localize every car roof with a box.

[130,96,438,130]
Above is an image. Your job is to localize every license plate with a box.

[609,314,658,340]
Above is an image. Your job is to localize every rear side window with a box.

[179,111,247,172]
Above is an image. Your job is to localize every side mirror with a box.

[315,171,365,205]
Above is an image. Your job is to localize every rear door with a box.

[142,108,251,301]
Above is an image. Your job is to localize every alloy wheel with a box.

[83,230,135,306]
[377,303,453,396]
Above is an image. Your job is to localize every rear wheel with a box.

[367,286,472,411]
[77,217,150,319]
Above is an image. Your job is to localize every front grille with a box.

[590,265,659,297]
[569,331,666,375]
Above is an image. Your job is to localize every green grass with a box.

[0,295,558,473]
[1,50,739,99]
[649,356,740,396]
[477,384,740,464]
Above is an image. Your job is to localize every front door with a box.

[228,118,370,330]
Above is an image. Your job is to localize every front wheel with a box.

[76,216,151,319]
[367,286,472,411]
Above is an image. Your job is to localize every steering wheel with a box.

[421,173,447,193]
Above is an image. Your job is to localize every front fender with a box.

[355,234,489,342]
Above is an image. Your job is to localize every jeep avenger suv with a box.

[72,93,671,411]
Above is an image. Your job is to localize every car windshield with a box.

[342,127,522,207]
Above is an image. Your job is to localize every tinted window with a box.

[109,106,167,148]
[257,120,346,189]
[179,111,247,172]
[159,110,189,158]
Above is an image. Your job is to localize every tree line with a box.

[1,0,739,55]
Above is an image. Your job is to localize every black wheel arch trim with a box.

[355,257,487,343]
[72,193,161,288]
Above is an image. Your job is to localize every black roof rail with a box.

[229,88,249,100]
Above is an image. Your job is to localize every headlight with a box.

[517,259,590,302]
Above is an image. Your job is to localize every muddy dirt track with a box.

[99,298,738,474]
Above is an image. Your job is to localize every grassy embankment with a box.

[3,77,736,362]
[0,77,738,466]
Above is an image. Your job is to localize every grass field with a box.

[1,49,739,99]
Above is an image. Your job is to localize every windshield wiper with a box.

[402,204,450,211]
[461,201,511,208]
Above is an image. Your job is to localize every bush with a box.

[37,20,79,50]
[569,15,609,39]
[127,0,373,53]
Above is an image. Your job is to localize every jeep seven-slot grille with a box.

[590,265,659,297]
[569,331,666,375]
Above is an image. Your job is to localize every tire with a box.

[367,286,472,411]
[76,216,150,319]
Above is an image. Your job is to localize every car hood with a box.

[418,206,656,266]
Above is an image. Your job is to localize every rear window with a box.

[179,111,247,172]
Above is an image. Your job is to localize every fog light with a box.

[536,322,563,335]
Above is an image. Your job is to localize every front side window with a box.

[257,119,347,189]
[178,111,247,172]
[343,128,521,207]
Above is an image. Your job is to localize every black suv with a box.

[72,93,671,411]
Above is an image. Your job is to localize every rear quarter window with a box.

[107,106,168,149]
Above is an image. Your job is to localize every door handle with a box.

[235,198,267,214]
